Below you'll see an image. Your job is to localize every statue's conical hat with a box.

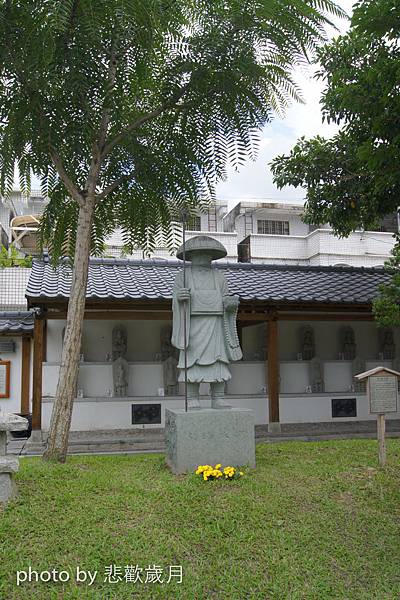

[176,235,227,261]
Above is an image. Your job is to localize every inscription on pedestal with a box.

[332,398,356,418]
[132,403,161,425]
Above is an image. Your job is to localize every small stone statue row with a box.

[66,324,176,398]
[299,325,395,362]
[308,356,367,393]
[111,324,179,398]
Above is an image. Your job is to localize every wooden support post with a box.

[20,336,31,416]
[267,315,280,432]
[32,317,44,431]
[377,414,386,467]
[43,318,48,362]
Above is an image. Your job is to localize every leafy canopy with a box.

[0,0,345,257]
[271,0,400,237]
[372,240,400,326]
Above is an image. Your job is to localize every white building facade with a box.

[1,191,397,267]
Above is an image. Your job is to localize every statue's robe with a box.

[171,266,242,383]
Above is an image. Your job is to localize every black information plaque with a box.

[132,403,161,425]
[332,397,357,418]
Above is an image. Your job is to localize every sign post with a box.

[355,367,400,467]
[377,414,386,467]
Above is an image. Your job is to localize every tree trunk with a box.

[43,198,95,462]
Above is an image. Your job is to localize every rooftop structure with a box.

[0,189,46,255]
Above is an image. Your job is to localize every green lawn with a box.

[0,440,399,599]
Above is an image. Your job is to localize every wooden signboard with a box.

[0,360,10,398]
[355,366,400,467]
[369,375,398,414]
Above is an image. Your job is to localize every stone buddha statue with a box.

[161,326,179,396]
[112,325,129,397]
[171,235,242,409]
[380,328,395,360]
[301,326,315,361]
[341,326,356,360]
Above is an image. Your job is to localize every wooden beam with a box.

[30,297,373,315]
[238,313,269,322]
[45,310,173,320]
[20,337,31,416]
[43,307,374,323]
[238,312,373,322]
[267,315,280,424]
[278,313,374,322]
[32,317,44,430]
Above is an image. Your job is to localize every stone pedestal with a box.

[268,422,282,434]
[165,408,256,474]
[0,413,28,503]
[25,429,46,454]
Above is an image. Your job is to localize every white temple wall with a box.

[46,319,400,386]
[41,318,400,430]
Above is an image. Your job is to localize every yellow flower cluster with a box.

[195,464,244,481]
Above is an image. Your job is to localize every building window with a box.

[257,219,289,235]
[208,207,217,232]
[187,216,201,231]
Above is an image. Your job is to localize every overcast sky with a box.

[216,0,355,207]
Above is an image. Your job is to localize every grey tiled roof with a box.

[0,311,34,333]
[26,257,391,306]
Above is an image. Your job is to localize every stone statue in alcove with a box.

[112,324,129,397]
[112,325,127,361]
[379,328,396,360]
[161,326,179,396]
[310,357,324,393]
[341,327,356,360]
[300,326,315,360]
[113,356,129,397]
[257,322,268,360]
[352,356,366,393]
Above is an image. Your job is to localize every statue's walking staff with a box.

[182,211,188,412]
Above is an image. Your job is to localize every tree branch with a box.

[49,146,83,205]
[85,42,120,195]
[102,85,190,158]
[96,170,135,201]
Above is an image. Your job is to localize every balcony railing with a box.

[240,229,395,266]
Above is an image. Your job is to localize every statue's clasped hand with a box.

[223,295,239,312]
[178,288,190,302]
